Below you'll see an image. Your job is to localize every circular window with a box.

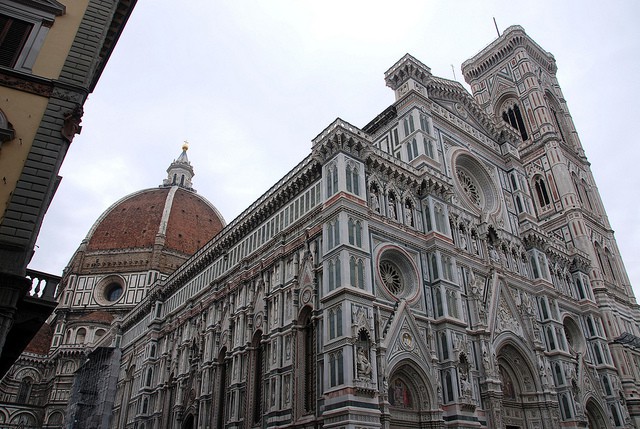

[104,282,123,302]
[380,261,403,295]
[453,153,498,213]
[94,276,126,306]
[376,245,419,302]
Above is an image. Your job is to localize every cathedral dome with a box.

[71,144,226,275]
[85,186,225,255]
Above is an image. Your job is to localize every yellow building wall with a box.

[0,91,49,221]
[32,0,91,79]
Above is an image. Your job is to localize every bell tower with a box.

[463,25,640,424]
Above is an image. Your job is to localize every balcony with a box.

[0,269,60,377]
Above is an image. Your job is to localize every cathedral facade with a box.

[1,25,639,429]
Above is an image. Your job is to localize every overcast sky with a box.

[30,1,640,298]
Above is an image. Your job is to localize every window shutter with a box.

[0,15,33,67]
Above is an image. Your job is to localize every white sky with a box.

[30,1,640,299]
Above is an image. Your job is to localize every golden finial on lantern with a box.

[182,140,189,151]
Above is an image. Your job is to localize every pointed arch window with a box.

[502,103,529,141]
[534,176,551,207]
[328,306,343,339]
[328,257,341,291]
[346,163,360,195]
[349,256,365,289]
[17,377,33,403]
[348,218,362,247]
[326,163,339,197]
[250,331,264,424]
[329,350,344,387]
[406,138,418,161]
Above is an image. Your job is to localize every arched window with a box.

[348,218,362,247]
[328,257,341,291]
[534,176,551,207]
[502,103,529,141]
[346,163,360,195]
[17,377,33,403]
[298,309,315,413]
[216,347,229,429]
[349,256,364,289]
[250,331,264,425]
[75,328,86,344]
[145,367,153,386]
[406,138,418,161]
[423,137,435,159]
[326,163,339,197]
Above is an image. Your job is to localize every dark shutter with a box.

[0,14,34,67]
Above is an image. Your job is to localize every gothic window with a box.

[327,218,340,249]
[533,175,551,208]
[553,362,564,386]
[250,331,264,424]
[442,256,455,282]
[348,218,362,247]
[406,138,418,161]
[349,256,365,289]
[442,369,456,403]
[510,172,519,191]
[329,350,344,387]
[575,277,587,300]
[423,137,435,159]
[328,257,341,291]
[326,162,339,197]
[546,327,557,350]
[420,113,430,134]
[610,404,622,427]
[16,377,32,404]
[439,331,449,360]
[446,290,460,319]
[434,203,448,233]
[515,195,524,213]
[346,163,360,195]
[328,306,343,339]
[602,375,613,396]
[560,393,573,420]
[434,287,444,318]
[431,254,439,280]
[539,297,550,320]
[403,114,415,137]
[145,367,153,386]
[502,103,529,141]
[299,310,315,413]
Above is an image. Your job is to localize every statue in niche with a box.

[404,201,414,226]
[388,197,397,220]
[356,347,372,379]
[369,185,381,212]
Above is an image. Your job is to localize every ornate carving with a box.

[61,105,83,143]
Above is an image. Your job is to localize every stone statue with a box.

[356,347,372,379]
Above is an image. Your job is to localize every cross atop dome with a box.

[162,141,195,190]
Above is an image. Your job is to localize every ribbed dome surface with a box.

[86,187,225,256]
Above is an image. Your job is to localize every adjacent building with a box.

[0,0,138,380]
[2,25,639,429]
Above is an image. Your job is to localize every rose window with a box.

[457,168,481,207]
[380,261,403,295]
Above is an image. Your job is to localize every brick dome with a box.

[86,186,225,256]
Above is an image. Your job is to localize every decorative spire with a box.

[162,141,195,190]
